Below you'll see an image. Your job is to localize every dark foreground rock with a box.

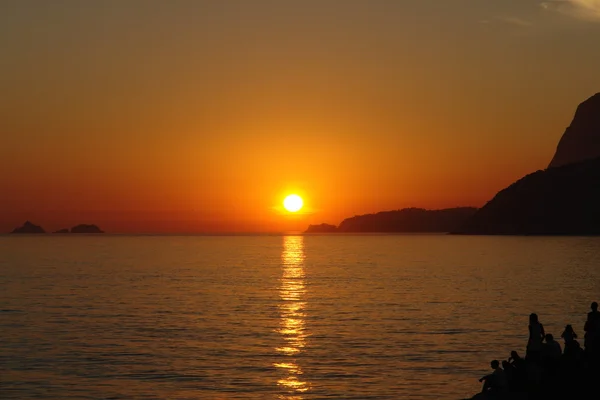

[454,156,600,235]
[465,393,529,400]
[10,221,46,234]
[549,93,600,168]
[70,224,104,233]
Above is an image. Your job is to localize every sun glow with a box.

[283,194,304,213]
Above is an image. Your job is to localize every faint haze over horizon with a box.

[2,0,600,233]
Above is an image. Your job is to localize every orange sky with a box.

[2,1,600,233]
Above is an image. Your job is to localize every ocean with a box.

[1,234,600,399]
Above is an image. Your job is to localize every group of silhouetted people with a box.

[476,301,600,398]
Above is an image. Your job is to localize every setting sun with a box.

[283,195,304,213]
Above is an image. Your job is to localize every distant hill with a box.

[455,156,600,235]
[10,221,46,234]
[305,207,478,233]
[549,93,600,168]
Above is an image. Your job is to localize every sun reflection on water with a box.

[275,235,310,398]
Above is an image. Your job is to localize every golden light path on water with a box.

[275,235,310,399]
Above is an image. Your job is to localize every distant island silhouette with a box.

[70,224,104,234]
[306,207,478,233]
[11,221,46,234]
[9,222,104,234]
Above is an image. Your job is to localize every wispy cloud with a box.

[541,0,600,21]
[479,16,533,28]
[499,16,534,27]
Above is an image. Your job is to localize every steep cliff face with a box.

[549,93,600,168]
[455,93,600,235]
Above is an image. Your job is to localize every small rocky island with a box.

[10,221,46,234]
[9,222,104,234]
[70,224,104,234]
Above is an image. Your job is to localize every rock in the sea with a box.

[549,93,600,168]
[305,223,338,233]
[53,228,70,234]
[10,221,46,234]
[70,224,104,233]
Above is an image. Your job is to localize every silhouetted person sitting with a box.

[561,324,583,361]
[584,301,600,357]
[501,360,517,391]
[542,334,562,359]
[561,324,577,342]
[508,350,526,370]
[527,313,545,363]
[541,333,562,387]
[479,360,508,395]
[508,351,526,391]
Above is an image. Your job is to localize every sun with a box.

[283,194,303,213]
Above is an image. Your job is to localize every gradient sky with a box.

[2,0,600,233]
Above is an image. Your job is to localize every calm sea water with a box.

[1,235,600,399]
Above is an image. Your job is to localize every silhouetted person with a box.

[508,350,526,370]
[561,324,577,342]
[541,333,562,391]
[561,324,583,361]
[558,324,584,393]
[479,360,508,395]
[501,360,516,391]
[584,302,600,357]
[542,333,562,362]
[527,313,545,363]
[508,351,526,391]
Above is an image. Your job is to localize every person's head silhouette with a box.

[529,313,539,324]
[491,360,500,369]
[592,302,598,312]
[545,333,554,342]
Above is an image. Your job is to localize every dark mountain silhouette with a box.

[305,223,338,233]
[549,93,600,168]
[305,207,478,233]
[10,221,46,234]
[70,224,104,233]
[53,228,70,234]
[455,156,600,235]
[456,92,600,235]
